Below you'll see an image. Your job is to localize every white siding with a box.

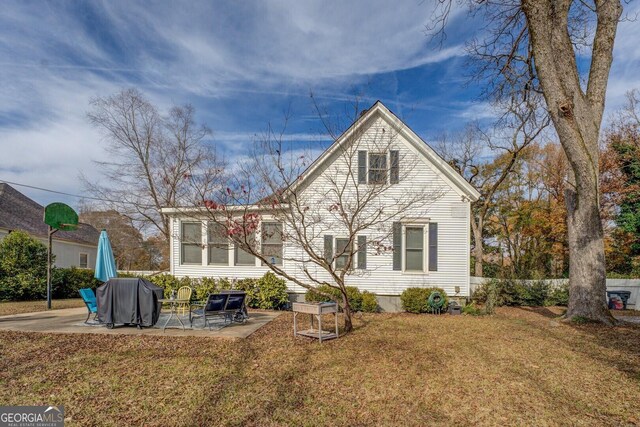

[168,113,472,297]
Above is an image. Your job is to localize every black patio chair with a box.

[189,293,230,330]
[223,292,249,324]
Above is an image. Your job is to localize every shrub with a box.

[401,287,449,314]
[253,272,289,310]
[305,285,363,312]
[0,231,48,300]
[233,278,258,305]
[361,291,379,313]
[51,267,101,299]
[194,277,218,301]
[546,282,569,306]
[401,288,430,313]
[473,279,570,307]
[462,302,484,316]
[147,274,191,298]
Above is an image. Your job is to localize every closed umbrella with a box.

[95,230,117,282]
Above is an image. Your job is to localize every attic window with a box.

[368,153,387,184]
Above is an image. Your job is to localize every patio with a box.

[0,307,280,338]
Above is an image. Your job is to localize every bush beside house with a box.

[400,287,449,314]
[0,231,49,300]
[145,272,289,310]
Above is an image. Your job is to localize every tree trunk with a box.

[472,216,484,277]
[342,292,353,332]
[564,179,615,323]
[521,0,621,324]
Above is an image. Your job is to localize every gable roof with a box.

[292,101,481,201]
[0,183,99,246]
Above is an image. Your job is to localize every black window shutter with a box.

[358,151,367,184]
[390,150,399,184]
[429,223,438,271]
[324,235,334,263]
[392,222,401,270]
[357,235,366,269]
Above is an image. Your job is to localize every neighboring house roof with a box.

[0,183,99,246]
[290,101,481,201]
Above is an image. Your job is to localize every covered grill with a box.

[96,278,164,328]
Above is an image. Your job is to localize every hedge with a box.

[144,273,289,310]
[472,279,569,307]
[305,285,379,313]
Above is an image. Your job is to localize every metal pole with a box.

[47,226,52,309]
[46,227,58,310]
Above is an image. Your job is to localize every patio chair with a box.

[223,292,249,324]
[176,286,192,316]
[190,293,230,330]
[78,288,98,323]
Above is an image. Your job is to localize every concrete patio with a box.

[0,307,281,338]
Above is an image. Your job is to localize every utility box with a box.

[449,302,462,315]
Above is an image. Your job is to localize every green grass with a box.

[0,307,639,426]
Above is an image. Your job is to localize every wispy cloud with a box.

[0,0,638,208]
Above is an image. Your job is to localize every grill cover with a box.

[97,278,164,327]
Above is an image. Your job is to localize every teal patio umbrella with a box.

[95,230,117,282]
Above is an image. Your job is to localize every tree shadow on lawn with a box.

[515,306,640,383]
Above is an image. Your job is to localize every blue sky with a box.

[1,0,639,208]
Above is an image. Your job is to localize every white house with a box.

[0,183,99,269]
[161,102,480,310]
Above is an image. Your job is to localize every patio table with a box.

[158,298,190,331]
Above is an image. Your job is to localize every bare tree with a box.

[438,94,549,277]
[188,105,443,332]
[84,88,223,243]
[430,0,624,323]
[79,209,155,270]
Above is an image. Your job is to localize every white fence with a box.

[470,277,640,309]
[117,270,167,277]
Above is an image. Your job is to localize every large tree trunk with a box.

[564,184,612,322]
[522,0,620,324]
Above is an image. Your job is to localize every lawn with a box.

[0,298,85,316]
[0,307,639,426]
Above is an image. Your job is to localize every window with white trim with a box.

[368,153,387,184]
[181,222,202,264]
[335,238,353,270]
[234,232,256,266]
[404,226,424,272]
[208,222,228,265]
[262,222,283,265]
[79,253,88,269]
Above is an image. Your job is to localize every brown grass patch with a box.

[0,299,85,316]
[0,307,639,426]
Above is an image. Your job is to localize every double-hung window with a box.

[235,232,256,266]
[392,222,438,272]
[181,222,202,264]
[208,222,228,265]
[368,153,387,184]
[359,150,399,185]
[405,227,424,272]
[262,222,283,265]
[335,238,353,270]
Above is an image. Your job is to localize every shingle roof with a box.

[0,183,99,246]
